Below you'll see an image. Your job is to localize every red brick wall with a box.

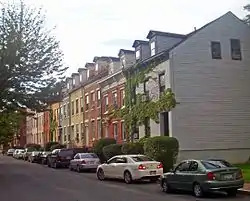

[102,83,125,143]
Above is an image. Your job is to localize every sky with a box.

[12,0,250,75]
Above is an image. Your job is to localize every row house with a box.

[98,50,135,143]
[84,59,108,146]
[50,101,61,142]
[131,11,250,163]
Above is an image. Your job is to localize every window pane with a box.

[136,50,140,59]
[231,39,242,60]
[211,41,221,59]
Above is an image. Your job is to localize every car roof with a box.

[114,154,146,158]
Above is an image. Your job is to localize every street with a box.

[0,156,249,201]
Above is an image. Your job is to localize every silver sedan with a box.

[69,153,100,173]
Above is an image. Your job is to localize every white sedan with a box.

[96,154,164,184]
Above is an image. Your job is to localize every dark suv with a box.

[48,148,88,169]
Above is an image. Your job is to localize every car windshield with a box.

[80,153,98,158]
[202,160,233,169]
[131,155,154,162]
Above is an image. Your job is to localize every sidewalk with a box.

[238,183,250,195]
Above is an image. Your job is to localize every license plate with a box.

[223,174,233,180]
[150,171,156,175]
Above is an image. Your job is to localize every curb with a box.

[238,189,250,195]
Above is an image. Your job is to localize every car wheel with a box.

[124,171,132,184]
[97,169,105,181]
[77,165,81,173]
[161,179,171,193]
[193,183,204,198]
[226,189,238,197]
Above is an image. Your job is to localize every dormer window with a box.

[95,63,99,71]
[122,58,126,68]
[80,74,82,82]
[72,78,76,86]
[136,49,140,60]
[87,69,90,78]
[67,82,70,89]
[150,41,156,56]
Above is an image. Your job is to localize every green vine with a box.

[49,109,57,141]
[108,56,177,141]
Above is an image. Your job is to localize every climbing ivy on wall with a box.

[49,109,57,141]
[108,55,177,140]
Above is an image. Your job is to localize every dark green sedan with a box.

[159,159,244,197]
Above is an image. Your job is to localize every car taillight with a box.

[138,164,146,170]
[157,162,163,169]
[81,160,86,164]
[207,172,216,180]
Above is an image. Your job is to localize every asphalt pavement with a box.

[0,156,249,201]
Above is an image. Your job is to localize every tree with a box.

[243,4,250,25]
[0,1,67,112]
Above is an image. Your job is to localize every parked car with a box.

[7,149,15,156]
[69,153,100,172]
[48,148,88,169]
[96,154,163,184]
[159,159,244,198]
[28,151,41,163]
[40,151,51,165]
[47,149,61,167]
[13,149,25,159]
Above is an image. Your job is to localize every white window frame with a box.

[150,41,156,56]
[87,69,90,78]
[91,92,95,101]
[72,78,76,85]
[79,74,82,82]
[136,49,140,60]
[95,63,99,71]
[97,90,101,100]
[86,95,89,104]
[67,82,70,89]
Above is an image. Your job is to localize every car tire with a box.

[77,165,81,173]
[161,179,171,193]
[226,189,238,197]
[97,169,105,181]
[124,171,132,184]
[193,183,204,198]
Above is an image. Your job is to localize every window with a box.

[63,127,66,141]
[112,92,117,106]
[86,95,89,110]
[97,120,102,139]
[211,41,221,59]
[189,161,199,171]
[231,39,242,60]
[144,117,150,137]
[121,122,126,140]
[150,41,156,56]
[159,73,165,95]
[80,74,82,82]
[143,79,149,97]
[91,121,95,139]
[95,63,99,71]
[80,123,84,140]
[71,125,74,138]
[120,90,125,107]
[71,101,74,115]
[75,99,79,114]
[121,58,126,68]
[85,126,89,143]
[80,97,83,112]
[104,95,109,111]
[135,49,140,60]
[76,124,79,143]
[91,92,95,102]
[74,154,80,159]
[113,123,118,140]
[131,156,154,162]
[175,161,191,172]
[201,160,232,169]
[67,103,70,117]
[63,105,66,117]
[67,82,70,89]
[97,90,101,106]
[72,78,76,86]
[67,126,70,141]
[87,69,90,78]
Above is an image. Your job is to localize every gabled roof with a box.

[118,49,135,57]
[132,40,149,48]
[93,56,113,62]
[78,68,87,72]
[146,30,186,39]
[85,62,95,68]
[71,73,79,77]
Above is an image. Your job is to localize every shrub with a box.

[44,142,60,151]
[102,144,123,160]
[121,142,144,154]
[93,138,116,162]
[24,143,41,150]
[50,144,66,151]
[144,136,179,172]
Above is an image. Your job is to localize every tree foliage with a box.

[0,1,67,112]
[244,4,250,25]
